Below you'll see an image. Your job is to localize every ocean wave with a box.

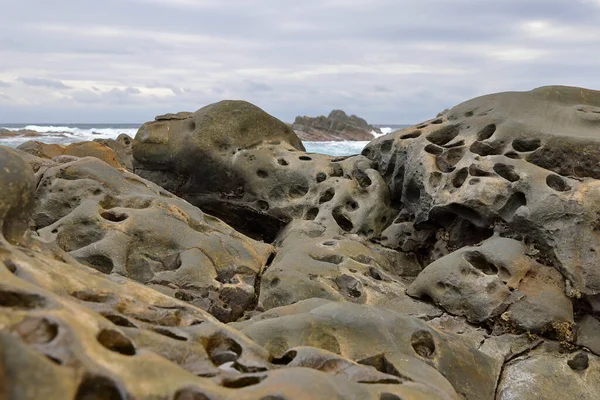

[1,124,385,156]
[2,125,139,139]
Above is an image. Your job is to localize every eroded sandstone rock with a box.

[30,155,273,322]
[364,86,600,298]
[0,146,455,400]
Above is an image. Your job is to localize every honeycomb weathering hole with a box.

[14,317,59,344]
[0,290,47,310]
[452,168,469,188]
[319,188,335,204]
[493,164,520,182]
[332,208,354,232]
[100,211,128,222]
[512,138,541,152]
[222,375,266,389]
[546,174,571,192]
[426,124,460,146]
[410,330,436,358]
[477,124,497,141]
[400,131,421,140]
[424,144,443,156]
[463,251,498,275]
[75,376,125,400]
[206,334,243,366]
[97,329,136,356]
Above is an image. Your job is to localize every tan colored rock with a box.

[16,140,65,159]
[64,141,124,169]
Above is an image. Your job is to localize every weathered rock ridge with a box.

[2,86,600,398]
[292,109,381,141]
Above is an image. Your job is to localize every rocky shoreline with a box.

[2,85,600,399]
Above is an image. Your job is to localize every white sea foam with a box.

[1,124,392,156]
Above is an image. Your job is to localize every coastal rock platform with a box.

[3,86,600,399]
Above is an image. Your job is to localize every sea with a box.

[0,123,409,156]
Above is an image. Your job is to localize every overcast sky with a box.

[1,0,599,124]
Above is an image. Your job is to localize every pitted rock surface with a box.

[364,86,600,296]
[133,100,395,242]
[30,155,273,322]
[0,146,459,400]
[5,86,600,398]
[407,236,573,333]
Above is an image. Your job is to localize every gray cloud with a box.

[1,0,600,123]
[18,77,71,89]
[0,81,10,87]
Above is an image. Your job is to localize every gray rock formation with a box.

[293,109,381,141]
[5,86,600,398]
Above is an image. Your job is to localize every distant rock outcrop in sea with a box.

[292,109,381,141]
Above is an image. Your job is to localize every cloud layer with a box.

[1,0,599,123]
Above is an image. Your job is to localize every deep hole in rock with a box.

[410,330,436,358]
[568,353,589,371]
[346,200,359,211]
[465,111,474,117]
[330,163,344,177]
[512,138,541,152]
[468,164,492,177]
[304,207,319,220]
[493,164,520,182]
[358,354,401,377]
[464,251,498,275]
[256,169,269,178]
[405,180,421,204]
[77,255,114,274]
[477,124,497,141]
[369,267,383,281]
[470,141,503,156]
[426,124,460,146]
[353,170,372,188]
[103,314,138,328]
[316,172,327,182]
[174,388,211,400]
[319,188,335,204]
[222,375,266,389]
[430,204,487,228]
[14,317,59,344]
[272,349,297,365]
[432,119,443,124]
[277,158,288,166]
[380,139,394,153]
[299,156,312,161]
[504,151,521,159]
[311,254,344,265]
[416,124,428,129]
[332,208,354,232]
[71,290,114,303]
[100,211,128,223]
[4,259,17,274]
[452,168,469,188]
[206,334,243,366]
[442,140,466,149]
[380,394,403,400]
[256,200,270,211]
[289,184,309,198]
[153,327,188,341]
[546,174,571,192]
[75,375,125,400]
[97,329,136,356]
[400,131,421,139]
[0,290,46,310]
[499,192,527,220]
[322,241,336,246]
[424,144,444,156]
